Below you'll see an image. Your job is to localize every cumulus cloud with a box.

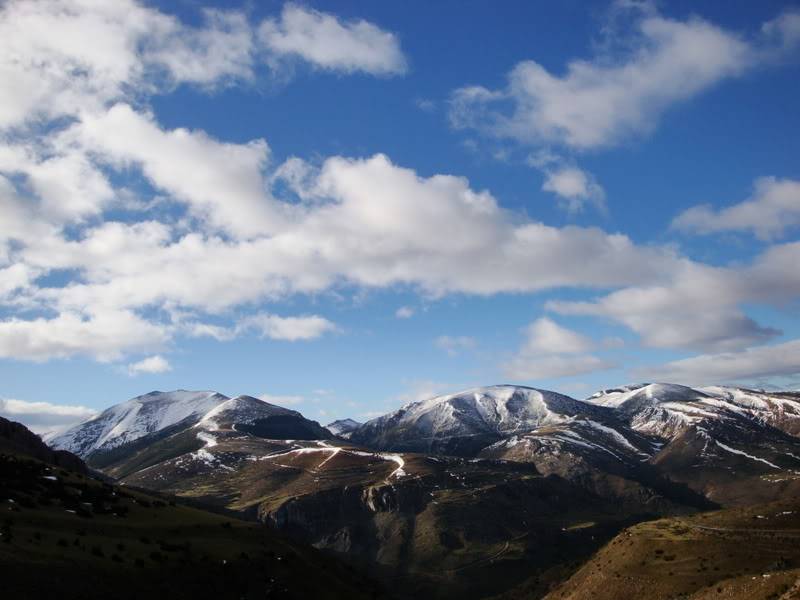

[541,166,606,213]
[503,318,613,380]
[548,241,800,352]
[672,177,800,240]
[449,6,796,149]
[127,355,172,376]
[529,152,606,213]
[0,0,406,131]
[0,398,96,436]
[5,137,791,363]
[64,104,282,237]
[435,335,477,356]
[259,3,407,75]
[17,152,677,315]
[0,311,168,362]
[638,339,800,385]
[0,0,256,130]
[0,0,795,374]
[240,313,338,341]
[519,318,594,355]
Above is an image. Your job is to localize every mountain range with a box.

[38,381,800,598]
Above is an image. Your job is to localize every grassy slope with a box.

[537,497,800,600]
[0,452,386,600]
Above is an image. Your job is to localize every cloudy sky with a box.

[1,0,799,433]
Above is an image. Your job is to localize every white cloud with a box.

[0,0,256,131]
[528,152,607,213]
[143,9,256,86]
[259,3,407,75]
[639,339,800,385]
[259,393,304,407]
[672,177,800,240]
[0,1,795,370]
[0,264,39,300]
[0,1,403,132]
[240,313,337,341]
[67,104,283,237]
[503,317,613,380]
[127,354,172,376]
[520,318,594,355]
[0,397,96,435]
[448,7,796,150]
[548,240,800,352]
[25,151,115,222]
[0,310,168,362]
[541,165,606,214]
[20,152,676,317]
[4,128,794,363]
[435,335,477,356]
[395,306,414,319]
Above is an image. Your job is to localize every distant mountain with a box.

[49,390,230,456]
[585,383,800,504]
[49,391,332,474]
[586,383,800,439]
[348,385,603,455]
[326,418,361,437]
[349,383,800,506]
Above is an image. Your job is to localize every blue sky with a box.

[0,0,799,433]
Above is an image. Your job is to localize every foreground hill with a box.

[534,497,800,600]
[0,417,382,600]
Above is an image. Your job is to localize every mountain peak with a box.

[326,418,362,437]
[349,384,593,455]
[50,390,230,456]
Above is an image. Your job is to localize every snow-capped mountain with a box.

[50,390,229,456]
[586,383,800,440]
[196,395,297,430]
[480,416,653,467]
[345,382,800,506]
[199,395,332,441]
[585,383,800,504]
[49,390,331,459]
[326,418,361,438]
[700,386,800,437]
[349,385,608,455]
